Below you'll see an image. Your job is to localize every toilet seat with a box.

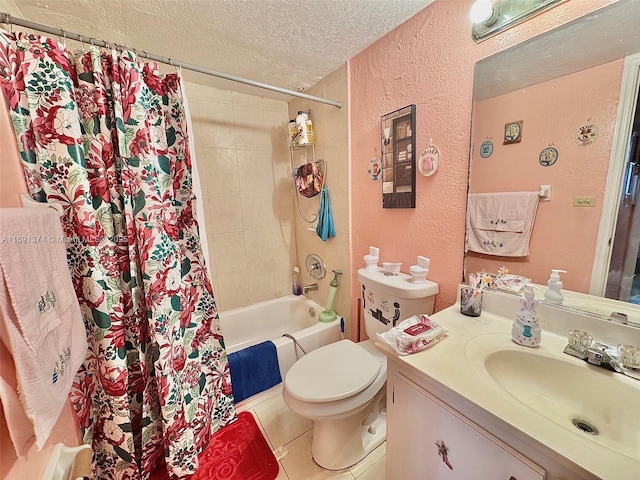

[285,340,381,403]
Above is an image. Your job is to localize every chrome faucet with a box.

[564,334,640,381]
[303,283,318,294]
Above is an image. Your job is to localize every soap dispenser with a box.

[363,246,380,269]
[512,284,541,347]
[544,269,567,304]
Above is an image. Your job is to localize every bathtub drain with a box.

[571,418,598,435]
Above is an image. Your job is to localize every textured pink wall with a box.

[348,0,618,328]
[467,60,624,292]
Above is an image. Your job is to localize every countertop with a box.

[375,292,640,480]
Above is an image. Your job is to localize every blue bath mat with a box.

[228,340,282,403]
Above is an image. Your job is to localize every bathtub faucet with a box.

[303,283,318,293]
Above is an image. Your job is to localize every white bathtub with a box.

[219,295,342,387]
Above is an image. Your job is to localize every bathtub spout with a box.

[303,283,318,293]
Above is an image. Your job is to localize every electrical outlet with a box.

[573,196,596,207]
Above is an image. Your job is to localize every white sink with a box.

[468,335,640,461]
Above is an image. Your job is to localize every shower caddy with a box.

[290,111,326,223]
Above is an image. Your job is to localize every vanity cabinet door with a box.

[387,373,545,480]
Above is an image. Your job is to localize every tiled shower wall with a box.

[289,65,351,334]
[184,65,350,331]
[184,82,296,311]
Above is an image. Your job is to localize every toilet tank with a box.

[358,268,439,339]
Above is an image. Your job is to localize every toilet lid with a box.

[285,340,381,403]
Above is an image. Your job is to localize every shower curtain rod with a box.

[0,12,342,108]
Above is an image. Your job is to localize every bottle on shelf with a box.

[288,119,297,145]
[295,110,314,146]
[292,266,302,295]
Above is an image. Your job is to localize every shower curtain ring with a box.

[60,30,67,48]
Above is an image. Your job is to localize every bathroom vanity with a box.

[377,285,640,480]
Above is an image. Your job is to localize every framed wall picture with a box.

[504,120,523,144]
[381,104,416,208]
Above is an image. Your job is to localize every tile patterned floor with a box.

[237,386,386,480]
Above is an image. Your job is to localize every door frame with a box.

[591,52,640,295]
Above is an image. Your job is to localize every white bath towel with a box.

[0,207,86,451]
[466,192,539,257]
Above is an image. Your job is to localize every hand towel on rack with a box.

[316,186,336,241]
[473,191,533,232]
[466,192,539,257]
[0,208,87,451]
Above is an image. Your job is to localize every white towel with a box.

[0,208,87,451]
[466,192,539,257]
[473,192,532,232]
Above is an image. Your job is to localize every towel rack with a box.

[539,184,551,202]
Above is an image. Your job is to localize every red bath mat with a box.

[192,411,279,480]
[150,411,279,480]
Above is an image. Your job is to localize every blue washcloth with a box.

[316,186,336,241]
[228,341,282,403]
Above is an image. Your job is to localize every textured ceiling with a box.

[1,0,434,99]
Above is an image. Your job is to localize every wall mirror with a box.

[381,104,416,208]
[464,0,640,319]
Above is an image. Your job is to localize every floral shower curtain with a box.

[0,31,236,479]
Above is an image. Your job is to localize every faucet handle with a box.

[568,329,593,355]
[618,344,640,370]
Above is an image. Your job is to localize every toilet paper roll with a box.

[67,447,92,480]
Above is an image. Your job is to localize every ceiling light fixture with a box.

[471,0,566,43]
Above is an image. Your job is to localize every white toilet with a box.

[283,267,438,470]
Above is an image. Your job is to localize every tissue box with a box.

[377,314,447,355]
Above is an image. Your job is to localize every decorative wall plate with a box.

[539,146,558,166]
[418,142,439,176]
[368,157,382,182]
[576,124,598,146]
[504,121,523,144]
[479,140,493,158]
